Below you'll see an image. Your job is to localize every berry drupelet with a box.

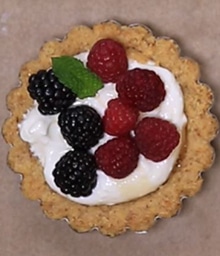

[28,69,76,115]
[53,150,97,197]
[58,105,104,150]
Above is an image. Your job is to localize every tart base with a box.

[2,21,218,236]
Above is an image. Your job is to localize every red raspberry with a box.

[87,38,128,83]
[95,136,139,179]
[103,98,139,136]
[134,117,180,162]
[116,68,166,112]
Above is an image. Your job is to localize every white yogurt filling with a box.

[19,53,187,205]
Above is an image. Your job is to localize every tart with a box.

[2,21,218,236]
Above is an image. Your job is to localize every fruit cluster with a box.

[27,38,180,198]
[28,70,104,197]
[88,39,180,179]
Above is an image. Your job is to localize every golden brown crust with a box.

[2,21,219,236]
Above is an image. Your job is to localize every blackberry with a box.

[52,150,97,197]
[58,105,104,150]
[28,69,76,115]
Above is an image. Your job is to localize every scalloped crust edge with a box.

[2,21,219,237]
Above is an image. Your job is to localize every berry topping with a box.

[116,68,166,112]
[95,136,139,179]
[58,105,103,150]
[134,117,180,162]
[28,69,76,115]
[87,38,128,83]
[53,150,97,197]
[103,98,139,136]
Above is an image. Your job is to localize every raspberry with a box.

[28,69,76,115]
[87,38,128,83]
[95,136,139,179]
[103,98,139,136]
[134,117,180,162]
[116,68,166,112]
[53,150,97,197]
[58,105,103,150]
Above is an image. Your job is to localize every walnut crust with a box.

[2,21,218,236]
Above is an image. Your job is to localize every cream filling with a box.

[19,53,187,205]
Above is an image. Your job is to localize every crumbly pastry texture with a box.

[3,21,218,236]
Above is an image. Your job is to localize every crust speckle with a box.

[2,21,218,237]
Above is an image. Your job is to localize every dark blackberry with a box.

[52,150,97,197]
[58,105,104,150]
[27,69,76,115]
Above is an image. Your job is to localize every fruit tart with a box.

[3,21,218,236]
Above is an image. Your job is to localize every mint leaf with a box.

[52,56,103,99]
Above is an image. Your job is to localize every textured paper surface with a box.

[0,0,219,255]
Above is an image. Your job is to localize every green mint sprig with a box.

[52,56,103,99]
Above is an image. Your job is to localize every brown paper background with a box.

[0,0,219,255]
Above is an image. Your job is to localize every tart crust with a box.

[2,21,218,236]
